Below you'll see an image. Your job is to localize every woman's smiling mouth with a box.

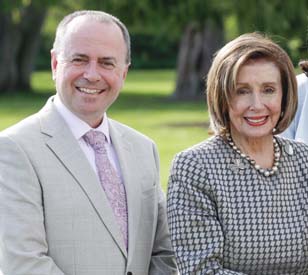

[245,116,268,126]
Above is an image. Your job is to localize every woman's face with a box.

[228,58,282,141]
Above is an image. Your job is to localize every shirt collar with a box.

[53,94,111,143]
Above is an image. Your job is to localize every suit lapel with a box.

[109,120,142,257]
[38,99,127,257]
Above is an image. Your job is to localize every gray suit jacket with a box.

[0,98,177,275]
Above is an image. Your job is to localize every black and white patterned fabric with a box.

[167,135,308,275]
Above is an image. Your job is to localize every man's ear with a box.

[122,63,130,81]
[50,49,58,81]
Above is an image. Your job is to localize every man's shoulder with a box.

[0,112,40,139]
[109,118,154,144]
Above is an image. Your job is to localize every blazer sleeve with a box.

[148,143,178,275]
[167,152,246,275]
[0,135,65,275]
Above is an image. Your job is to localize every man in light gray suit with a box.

[0,10,177,275]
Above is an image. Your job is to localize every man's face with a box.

[51,17,129,127]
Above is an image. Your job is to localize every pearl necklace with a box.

[225,133,281,177]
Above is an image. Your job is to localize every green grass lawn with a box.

[0,70,209,191]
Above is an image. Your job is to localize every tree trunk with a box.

[172,23,202,100]
[0,3,47,93]
[172,21,224,100]
[17,3,47,91]
[0,12,19,91]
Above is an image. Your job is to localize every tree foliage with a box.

[1,0,308,96]
[233,0,308,62]
[153,1,229,99]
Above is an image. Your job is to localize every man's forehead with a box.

[66,16,115,34]
[58,15,127,64]
[62,17,123,48]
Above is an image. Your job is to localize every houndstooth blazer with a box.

[167,135,308,275]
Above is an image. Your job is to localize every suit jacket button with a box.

[127,272,132,275]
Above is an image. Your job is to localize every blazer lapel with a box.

[109,120,142,257]
[38,99,127,257]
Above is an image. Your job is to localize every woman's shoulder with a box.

[276,136,308,156]
[169,136,227,188]
[178,135,225,154]
[172,135,228,165]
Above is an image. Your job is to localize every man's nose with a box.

[83,61,101,82]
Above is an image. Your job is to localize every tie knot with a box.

[83,130,107,153]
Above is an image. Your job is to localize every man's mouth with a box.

[77,87,105,94]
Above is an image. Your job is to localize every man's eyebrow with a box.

[69,55,118,64]
[71,53,88,59]
[98,57,117,62]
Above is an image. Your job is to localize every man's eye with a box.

[71,58,86,65]
[100,61,115,69]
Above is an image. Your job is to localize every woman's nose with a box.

[250,93,264,110]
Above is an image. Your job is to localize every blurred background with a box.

[0,0,308,191]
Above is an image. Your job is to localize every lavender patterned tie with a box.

[83,130,128,249]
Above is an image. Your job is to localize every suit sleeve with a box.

[0,135,65,275]
[148,143,178,275]
[279,120,296,140]
[167,152,246,275]
[280,73,307,141]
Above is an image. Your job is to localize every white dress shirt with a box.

[53,94,123,180]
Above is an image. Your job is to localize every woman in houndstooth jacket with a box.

[167,33,308,274]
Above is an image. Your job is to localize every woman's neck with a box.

[230,132,275,169]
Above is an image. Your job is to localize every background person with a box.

[167,32,308,274]
[280,60,308,143]
[0,10,177,275]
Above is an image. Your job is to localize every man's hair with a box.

[299,60,308,77]
[53,10,131,64]
[206,32,298,135]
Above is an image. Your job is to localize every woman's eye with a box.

[236,88,250,95]
[264,87,275,94]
